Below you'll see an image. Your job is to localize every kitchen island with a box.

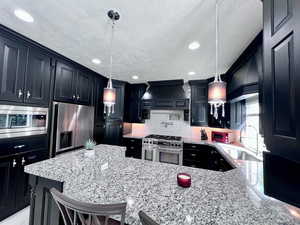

[25,144,300,225]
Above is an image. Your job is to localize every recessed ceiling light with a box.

[92,58,101,64]
[14,9,34,23]
[132,75,139,80]
[188,41,200,50]
[188,71,196,76]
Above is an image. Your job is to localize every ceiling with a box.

[0,0,262,83]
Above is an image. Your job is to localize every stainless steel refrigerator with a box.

[50,102,94,155]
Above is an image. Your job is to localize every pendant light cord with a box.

[215,0,220,82]
[108,16,116,88]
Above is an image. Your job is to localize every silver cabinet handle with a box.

[21,157,26,166]
[13,159,17,167]
[14,144,25,149]
[26,91,31,99]
[77,95,80,100]
[18,89,23,98]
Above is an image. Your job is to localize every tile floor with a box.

[0,207,29,225]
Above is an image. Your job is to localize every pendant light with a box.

[208,0,226,119]
[103,10,120,115]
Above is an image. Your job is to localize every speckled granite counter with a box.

[25,144,300,224]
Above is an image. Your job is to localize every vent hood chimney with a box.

[142,80,189,110]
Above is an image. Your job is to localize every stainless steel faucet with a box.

[240,124,259,156]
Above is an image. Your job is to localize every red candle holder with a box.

[177,173,191,188]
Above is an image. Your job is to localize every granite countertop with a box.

[25,144,300,225]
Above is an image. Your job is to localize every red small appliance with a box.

[211,131,234,144]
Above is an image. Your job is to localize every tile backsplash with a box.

[124,110,239,142]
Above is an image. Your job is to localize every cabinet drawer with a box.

[183,150,201,160]
[123,138,142,147]
[183,143,202,150]
[125,145,142,159]
[0,135,48,155]
[21,150,48,166]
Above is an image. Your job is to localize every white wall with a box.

[143,110,192,137]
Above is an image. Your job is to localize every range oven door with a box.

[158,148,182,165]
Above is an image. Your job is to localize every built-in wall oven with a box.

[0,105,48,139]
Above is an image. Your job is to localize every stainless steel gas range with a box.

[142,134,183,165]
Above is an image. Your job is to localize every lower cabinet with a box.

[122,138,142,159]
[183,143,233,172]
[0,149,48,221]
[0,156,17,221]
[103,120,123,146]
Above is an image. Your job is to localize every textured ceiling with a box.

[0,0,262,83]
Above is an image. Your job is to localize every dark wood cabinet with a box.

[262,0,300,208]
[183,143,233,172]
[54,60,91,105]
[93,77,107,144]
[189,80,208,126]
[0,156,17,221]
[122,138,142,159]
[230,100,246,130]
[0,36,52,106]
[54,60,77,102]
[0,150,48,221]
[75,71,90,105]
[124,83,147,123]
[0,134,48,221]
[0,35,27,103]
[24,47,51,106]
[103,120,123,146]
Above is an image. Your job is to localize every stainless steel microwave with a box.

[0,105,48,139]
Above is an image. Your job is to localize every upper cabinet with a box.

[54,60,77,102]
[24,47,51,105]
[230,100,246,130]
[0,35,51,106]
[54,60,91,105]
[76,71,91,105]
[189,80,208,126]
[124,83,147,123]
[0,36,27,103]
[93,77,107,124]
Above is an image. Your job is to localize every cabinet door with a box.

[124,84,146,123]
[54,61,76,102]
[190,82,208,126]
[0,36,27,103]
[16,150,48,210]
[0,157,16,221]
[24,48,51,106]
[230,101,246,130]
[263,0,300,161]
[76,71,90,105]
[94,77,106,123]
[103,120,122,145]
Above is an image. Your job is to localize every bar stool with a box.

[50,188,127,225]
[138,211,160,225]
